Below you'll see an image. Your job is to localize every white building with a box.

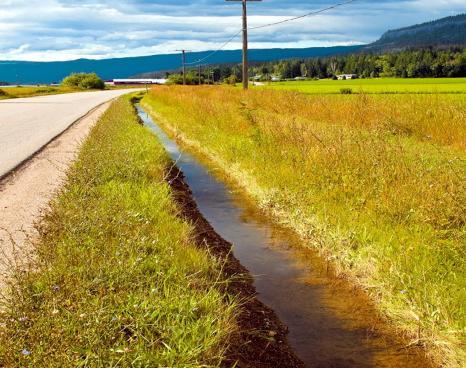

[108,79,167,85]
[336,74,358,80]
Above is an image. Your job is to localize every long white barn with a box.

[109,79,167,85]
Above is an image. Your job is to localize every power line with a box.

[249,0,356,30]
[175,49,191,84]
[184,30,242,65]
[184,0,357,67]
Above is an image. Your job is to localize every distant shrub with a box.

[62,73,105,90]
[167,73,203,85]
[0,89,7,96]
[167,74,184,85]
[224,75,238,85]
[340,88,353,94]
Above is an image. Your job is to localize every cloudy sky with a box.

[0,0,464,61]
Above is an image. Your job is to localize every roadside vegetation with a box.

[0,96,236,367]
[143,86,466,368]
[0,86,78,100]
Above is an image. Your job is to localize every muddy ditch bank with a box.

[167,167,304,367]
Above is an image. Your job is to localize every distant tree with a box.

[300,63,308,77]
[62,73,105,89]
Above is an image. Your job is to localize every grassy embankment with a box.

[0,86,80,100]
[264,77,466,94]
[0,96,236,367]
[0,85,140,100]
[143,86,466,368]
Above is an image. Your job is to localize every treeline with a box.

[251,47,466,79]
[171,47,466,84]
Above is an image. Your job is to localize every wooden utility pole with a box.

[198,64,202,85]
[176,49,190,85]
[226,0,262,90]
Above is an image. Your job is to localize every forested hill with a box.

[366,14,466,52]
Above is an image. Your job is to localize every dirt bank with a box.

[0,102,111,287]
[167,167,304,368]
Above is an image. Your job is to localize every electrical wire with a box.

[184,30,242,65]
[184,0,357,66]
[249,0,356,30]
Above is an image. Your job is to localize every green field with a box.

[262,77,466,94]
[143,85,465,368]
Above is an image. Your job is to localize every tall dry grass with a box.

[144,86,466,368]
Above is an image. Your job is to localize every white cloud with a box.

[0,0,463,61]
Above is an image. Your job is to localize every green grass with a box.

[142,86,466,368]
[0,95,236,367]
[262,77,466,94]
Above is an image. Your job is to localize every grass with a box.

[142,85,466,368]
[0,86,79,99]
[262,77,466,94]
[0,95,236,367]
[0,85,140,100]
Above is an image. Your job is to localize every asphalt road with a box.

[0,89,137,178]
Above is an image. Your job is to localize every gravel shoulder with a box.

[0,102,111,286]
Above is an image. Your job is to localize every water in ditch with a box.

[136,105,431,368]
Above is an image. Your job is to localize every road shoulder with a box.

[0,102,111,286]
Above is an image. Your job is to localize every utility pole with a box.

[226,0,262,90]
[176,49,190,85]
[198,64,202,85]
[211,70,215,84]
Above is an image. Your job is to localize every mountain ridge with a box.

[364,13,466,52]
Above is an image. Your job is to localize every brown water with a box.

[137,105,431,368]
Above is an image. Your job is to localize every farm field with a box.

[143,85,466,368]
[262,77,466,94]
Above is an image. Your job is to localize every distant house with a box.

[271,75,281,82]
[336,74,358,80]
[109,79,167,85]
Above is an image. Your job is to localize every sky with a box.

[0,0,464,61]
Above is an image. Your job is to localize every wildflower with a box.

[52,285,60,292]
[21,349,31,356]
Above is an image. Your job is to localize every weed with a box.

[340,88,353,94]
